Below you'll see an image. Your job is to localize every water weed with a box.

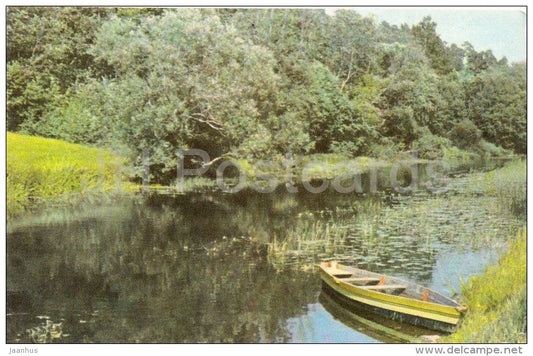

[267,179,522,271]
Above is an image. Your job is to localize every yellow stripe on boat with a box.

[318,262,465,328]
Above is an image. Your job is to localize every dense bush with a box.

[412,132,452,160]
[449,119,482,149]
[464,64,526,154]
[479,140,509,157]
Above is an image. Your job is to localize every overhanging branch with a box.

[202,152,234,167]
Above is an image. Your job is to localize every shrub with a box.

[450,119,482,149]
[369,139,407,160]
[479,140,509,157]
[442,146,482,171]
[412,133,452,160]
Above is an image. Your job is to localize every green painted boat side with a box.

[319,291,422,343]
[318,262,466,331]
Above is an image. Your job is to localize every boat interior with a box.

[321,262,459,306]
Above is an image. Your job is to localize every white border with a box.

[1,2,529,356]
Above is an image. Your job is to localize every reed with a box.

[7,132,133,217]
[265,161,524,274]
[267,212,351,270]
[486,159,526,217]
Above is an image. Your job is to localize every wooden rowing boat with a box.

[319,292,441,343]
[318,261,467,332]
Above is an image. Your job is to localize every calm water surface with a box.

[7,169,518,343]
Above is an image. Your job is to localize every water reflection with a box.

[7,203,318,342]
[287,298,380,343]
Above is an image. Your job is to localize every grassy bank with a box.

[7,133,134,218]
[441,228,526,343]
[438,159,526,343]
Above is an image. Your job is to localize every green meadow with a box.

[7,132,133,217]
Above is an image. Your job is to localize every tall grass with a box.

[267,214,351,270]
[7,132,133,217]
[485,159,526,217]
[441,228,526,343]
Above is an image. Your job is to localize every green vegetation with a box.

[7,132,133,217]
[268,214,350,270]
[5,8,526,344]
[7,8,525,185]
[441,228,526,343]
[486,160,527,217]
[266,162,525,270]
[438,160,526,343]
[264,160,526,342]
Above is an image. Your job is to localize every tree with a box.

[464,63,526,153]
[7,7,524,182]
[326,10,379,92]
[378,42,441,145]
[463,41,497,74]
[89,9,287,179]
[6,7,113,131]
[412,16,464,74]
[433,72,467,136]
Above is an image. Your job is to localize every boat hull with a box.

[322,282,456,333]
[319,262,465,333]
[319,289,446,342]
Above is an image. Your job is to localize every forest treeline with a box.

[7,7,526,183]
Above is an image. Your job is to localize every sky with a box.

[326,7,526,64]
[0,3,526,62]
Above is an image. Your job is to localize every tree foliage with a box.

[7,8,526,182]
[412,16,465,74]
[7,7,114,131]
[464,63,526,153]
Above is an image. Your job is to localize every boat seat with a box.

[339,277,381,285]
[324,268,352,278]
[361,284,407,293]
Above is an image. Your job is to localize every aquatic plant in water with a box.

[266,161,525,272]
[25,318,66,343]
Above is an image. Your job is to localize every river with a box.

[6,164,522,343]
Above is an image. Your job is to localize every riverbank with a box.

[6,132,136,218]
[437,159,526,343]
[164,147,515,196]
[7,133,518,217]
[440,228,526,343]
